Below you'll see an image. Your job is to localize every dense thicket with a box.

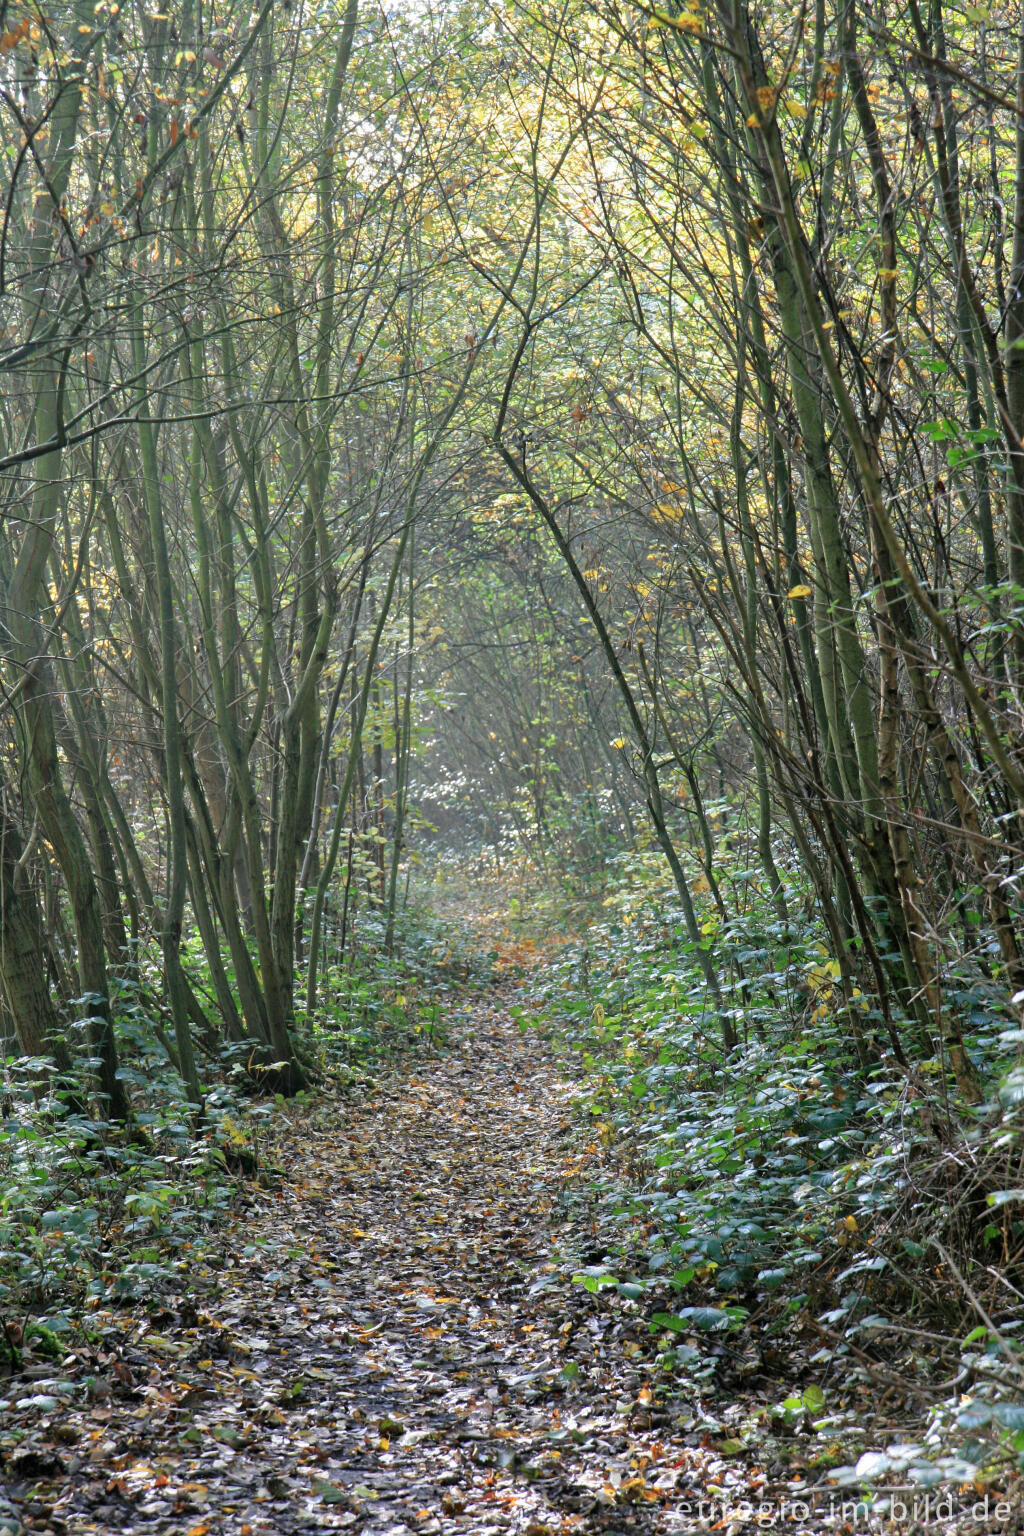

[1,0,1022,1118]
[0,0,485,1102]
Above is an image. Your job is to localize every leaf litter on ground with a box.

[2,992,1020,1535]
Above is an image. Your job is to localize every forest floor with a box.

[3,985,1013,1536]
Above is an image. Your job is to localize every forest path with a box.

[32,995,771,1536]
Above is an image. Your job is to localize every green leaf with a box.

[652,1306,734,1333]
[574,1270,618,1293]
[757,1267,788,1290]
[312,1480,350,1505]
[650,1311,690,1334]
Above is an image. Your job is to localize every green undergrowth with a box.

[1,901,483,1360]
[299,901,496,1067]
[516,854,1024,1487]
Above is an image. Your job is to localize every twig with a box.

[931,1240,1023,1374]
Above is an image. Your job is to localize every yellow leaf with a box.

[746,113,760,127]
[610,737,627,750]
[653,7,702,33]
[787,583,812,598]
[692,873,711,895]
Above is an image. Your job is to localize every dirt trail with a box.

[17,998,776,1536]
